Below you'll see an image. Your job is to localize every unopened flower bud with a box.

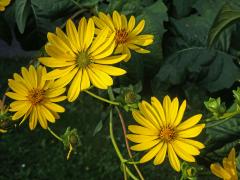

[204,97,226,116]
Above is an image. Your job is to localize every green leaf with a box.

[152,47,240,93]
[208,2,240,47]
[15,0,31,33]
[204,116,240,157]
[172,0,197,17]
[93,120,103,136]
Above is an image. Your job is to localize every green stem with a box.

[84,90,120,106]
[48,127,63,142]
[206,112,240,128]
[109,109,138,180]
[108,87,144,180]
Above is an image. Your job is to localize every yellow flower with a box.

[0,0,10,12]
[6,65,66,130]
[210,148,238,180]
[127,96,205,172]
[39,17,127,102]
[93,11,154,62]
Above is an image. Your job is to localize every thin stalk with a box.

[84,90,120,106]
[108,87,144,180]
[47,127,63,142]
[109,109,138,180]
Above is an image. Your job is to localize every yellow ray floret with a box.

[93,11,154,61]
[6,65,66,130]
[39,17,127,102]
[0,0,10,11]
[127,96,205,172]
[210,148,238,180]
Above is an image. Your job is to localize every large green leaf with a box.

[152,47,240,93]
[172,0,197,17]
[15,0,31,34]
[204,116,240,158]
[208,2,240,47]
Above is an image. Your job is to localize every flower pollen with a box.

[77,52,90,68]
[28,89,45,105]
[115,29,128,44]
[160,127,176,142]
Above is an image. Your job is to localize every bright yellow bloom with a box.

[39,18,127,102]
[93,11,154,62]
[0,0,10,12]
[127,96,205,172]
[210,148,238,180]
[6,65,66,130]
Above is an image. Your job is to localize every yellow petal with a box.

[29,107,37,130]
[44,102,65,113]
[8,80,28,96]
[121,15,127,29]
[90,32,115,56]
[173,100,186,127]
[46,87,66,98]
[163,95,171,124]
[84,18,95,50]
[53,67,78,88]
[177,114,202,131]
[132,110,157,130]
[127,16,135,32]
[177,138,205,149]
[129,20,145,37]
[80,69,90,90]
[90,64,126,76]
[127,44,150,54]
[36,105,48,129]
[45,65,75,80]
[12,103,31,120]
[178,124,205,138]
[128,125,159,135]
[67,69,82,102]
[153,142,167,165]
[169,97,179,125]
[151,97,166,127]
[89,66,113,86]
[45,44,75,60]
[172,141,196,162]
[131,139,160,151]
[78,17,87,50]
[140,142,163,163]
[168,143,181,172]
[50,96,67,102]
[122,46,131,62]
[92,16,107,29]
[98,12,115,31]
[139,101,161,129]
[112,11,122,29]
[39,57,75,67]
[127,134,159,143]
[210,163,231,179]
[40,105,55,123]
[93,54,127,64]
[89,28,109,53]
[93,42,115,59]
[66,19,80,52]
[86,67,107,89]
[6,92,27,101]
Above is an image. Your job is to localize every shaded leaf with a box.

[208,2,240,47]
[152,47,240,93]
[15,0,31,33]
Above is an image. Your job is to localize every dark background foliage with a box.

[1,0,240,179]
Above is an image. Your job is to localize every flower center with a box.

[115,29,128,44]
[28,89,45,105]
[159,127,176,142]
[76,52,90,68]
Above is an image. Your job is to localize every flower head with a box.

[39,17,127,102]
[210,148,238,180]
[127,96,205,172]
[93,11,154,61]
[6,65,66,130]
[0,0,10,12]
